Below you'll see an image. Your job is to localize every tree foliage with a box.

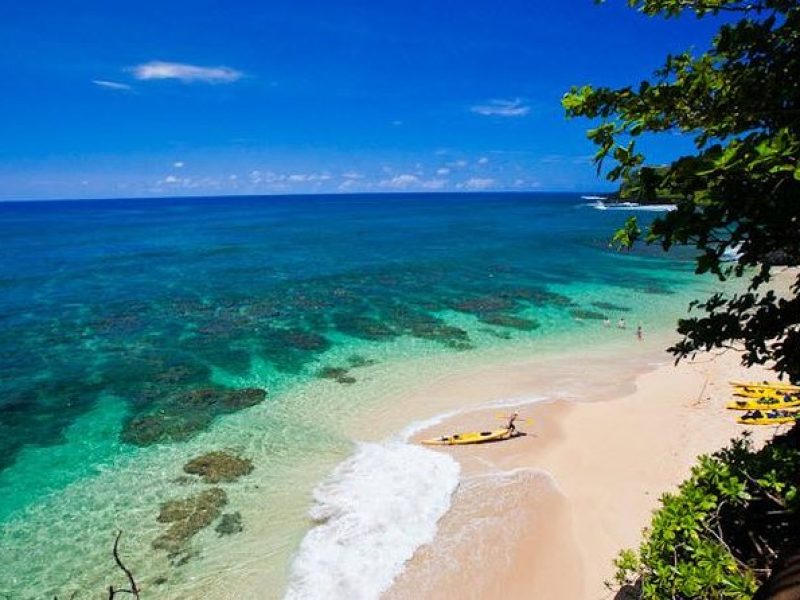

[613,431,800,598]
[563,0,800,381]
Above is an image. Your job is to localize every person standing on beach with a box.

[636,324,643,341]
[507,412,519,436]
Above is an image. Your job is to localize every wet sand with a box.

[385,349,779,599]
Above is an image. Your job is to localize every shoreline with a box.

[385,349,778,599]
[3,293,785,599]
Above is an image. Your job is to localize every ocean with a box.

[0,192,714,598]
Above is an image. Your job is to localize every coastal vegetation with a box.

[564,0,800,379]
[613,431,800,598]
[615,166,684,204]
[565,0,800,595]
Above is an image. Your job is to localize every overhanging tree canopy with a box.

[562,0,800,380]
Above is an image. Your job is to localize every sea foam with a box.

[284,441,460,600]
[285,395,546,599]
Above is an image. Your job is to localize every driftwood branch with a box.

[108,531,140,600]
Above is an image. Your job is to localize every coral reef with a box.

[570,309,608,320]
[479,313,540,330]
[590,301,631,312]
[317,366,357,384]
[152,488,228,561]
[183,451,254,484]
[121,387,266,446]
[215,512,243,536]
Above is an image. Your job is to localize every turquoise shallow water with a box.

[0,193,714,598]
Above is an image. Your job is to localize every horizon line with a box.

[0,189,612,205]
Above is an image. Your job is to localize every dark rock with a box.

[318,366,357,385]
[347,355,378,368]
[222,388,267,410]
[153,363,209,385]
[274,328,330,352]
[570,309,608,320]
[120,387,266,447]
[333,313,397,341]
[153,488,227,559]
[483,328,513,340]
[590,301,631,312]
[215,512,243,536]
[500,288,575,307]
[640,285,674,296]
[452,296,516,314]
[183,451,254,484]
[121,412,212,446]
[479,314,540,331]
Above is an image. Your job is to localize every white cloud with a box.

[379,174,448,190]
[421,179,447,190]
[342,171,363,180]
[339,178,371,191]
[249,170,286,184]
[380,174,420,189]
[92,79,131,91]
[460,177,495,190]
[164,175,179,184]
[477,156,489,165]
[436,167,450,176]
[131,61,243,83]
[173,161,185,168]
[287,173,331,183]
[447,159,468,169]
[470,98,530,117]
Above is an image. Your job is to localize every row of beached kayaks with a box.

[419,380,800,442]
[728,381,800,425]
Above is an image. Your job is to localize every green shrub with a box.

[613,429,800,599]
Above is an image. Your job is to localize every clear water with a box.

[0,193,714,598]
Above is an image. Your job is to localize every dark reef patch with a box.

[499,287,575,307]
[590,301,631,312]
[386,307,473,350]
[347,355,378,368]
[570,309,608,320]
[318,366,357,385]
[259,328,332,372]
[215,512,243,536]
[153,488,228,561]
[451,295,517,315]
[183,451,254,484]
[333,312,397,341]
[640,284,675,296]
[121,387,266,446]
[479,313,540,331]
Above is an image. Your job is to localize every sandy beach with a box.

[379,345,781,599]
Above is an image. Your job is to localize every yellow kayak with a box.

[727,397,800,410]
[730,380,800,392]
[737,413,797,425]
[733,388,790,400]
[421,428,512,446]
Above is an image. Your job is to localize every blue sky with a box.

[0,1,726,200]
